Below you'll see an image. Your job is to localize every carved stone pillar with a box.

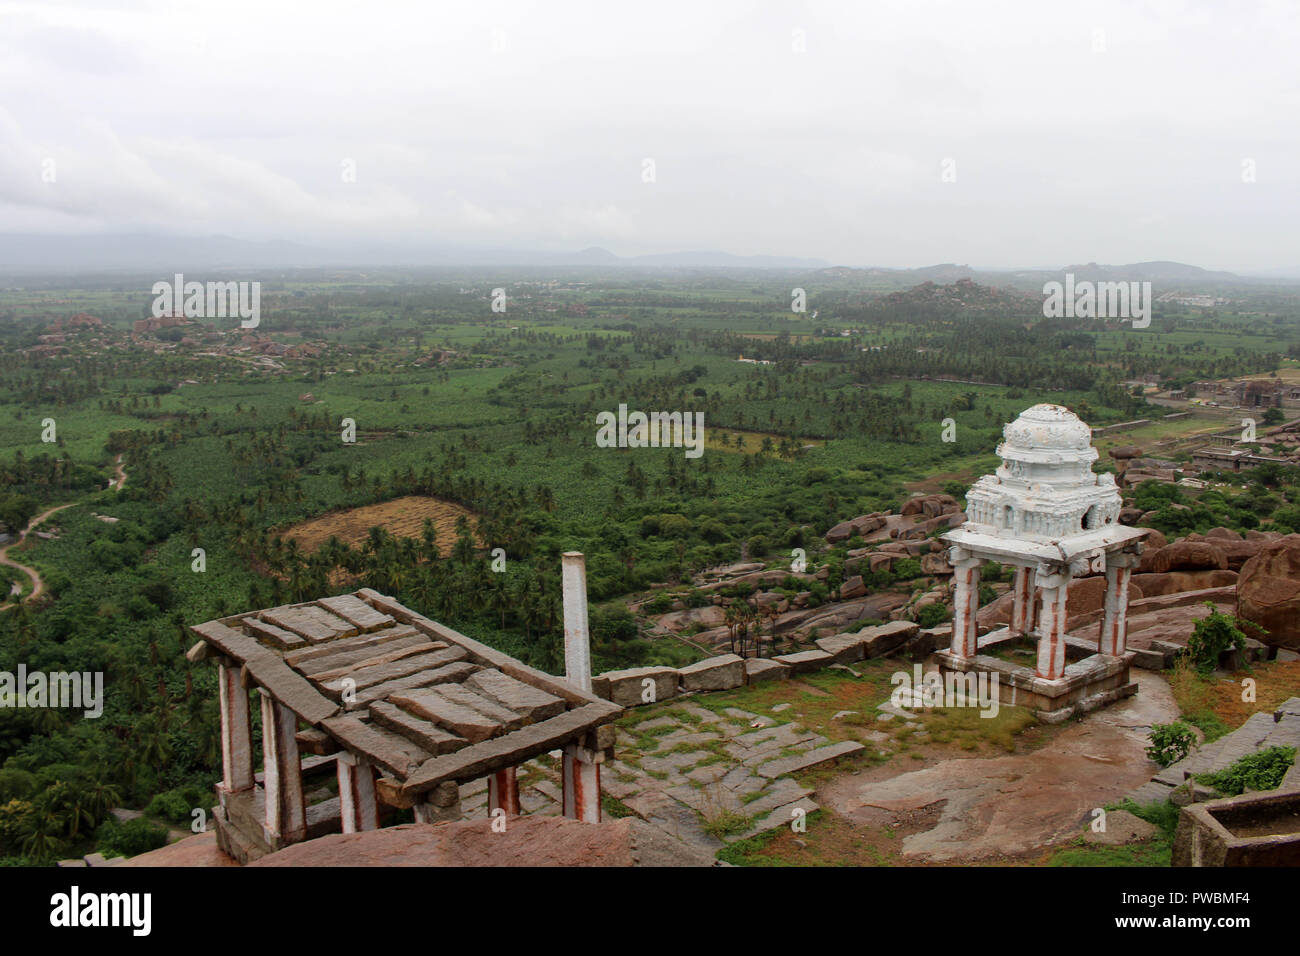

[218,660,254,794]
[337,751,378,834]
[488,766,521,816]
[948,548,981,658]
[562,743,602,823]
[1034,566,1071,681]
[1099,551,1140,657]
[1010,565,1037,635]
[259,690,306,845]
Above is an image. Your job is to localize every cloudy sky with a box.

[1,0,1298,270]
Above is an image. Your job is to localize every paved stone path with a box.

[460,698,862,854]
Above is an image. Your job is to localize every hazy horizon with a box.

[3,1,1299,272]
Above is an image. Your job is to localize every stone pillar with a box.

[561,552,593,693]
[1010,566,1037,635]
[413,781,462,824]
[217,660,254,794]
[337,751,378,834]
[1034,567,1071,681]
[947,549,981,658]
[562,743,602,823]
[1099,551,1139,657]
[488,766,521,816]
[259,690,306,845]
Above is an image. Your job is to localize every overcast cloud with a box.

[1,0,1297,270]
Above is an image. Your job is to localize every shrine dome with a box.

[1001,404,1094,457]
[962,404,1121,541]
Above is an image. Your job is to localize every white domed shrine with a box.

[964,404,1123,540]
[938,404,1148,721]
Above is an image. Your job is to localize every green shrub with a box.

[891,557,921,580]
[96,818,169,859]
[1197,745,1296,796]
[641,593,672,615]
[1146,722,1197,768]
[1185,604,1250,674]
[916,603,952,628]
[144,791,191,824]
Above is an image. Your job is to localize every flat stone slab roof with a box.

[190,588,620,802]
[942,524,1148,564]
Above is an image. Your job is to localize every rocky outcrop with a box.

[1144,541,1229,574]
[1066,575,1142,619]
[1237,536,1300,651]
[838,575,866,600]
[1131,570,1237,597]
[655,605,725,632]
[900,494,960,517]
[825,512,888,544]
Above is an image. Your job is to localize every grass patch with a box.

[1196,745,1297,796]
[1044,799,1178,867]
[1168,657,1300,741]
[601,795,635,819]
[917,702,1038,753]
[701,807,753,839]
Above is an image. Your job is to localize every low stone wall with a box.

[592,621,922,708]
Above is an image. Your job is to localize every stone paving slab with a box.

[740,779,814,818]
[725,797,819,843]
[624,790,725,855]
[756,740,866,779]
[641,751,710,775]
[601,773,642,800]
[674,703,729,723]
[667,783,744,814]
[659,730,724,749]
[721,764,766,793]
[685,762,730,785]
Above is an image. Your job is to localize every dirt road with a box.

[0,503,75,611]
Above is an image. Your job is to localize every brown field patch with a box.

[283,496,478,556]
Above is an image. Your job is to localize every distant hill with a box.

[865,277,1039,316]
[0,234,829,273]
[1057,261,1244,283]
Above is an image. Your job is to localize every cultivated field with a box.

[283,495,477,555]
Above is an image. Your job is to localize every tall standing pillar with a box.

[1010,565,1037,635]
[948,549,981,658]
[1034,566,1071,681]
[1099,551,1139,657]
[259,690,306,845]
[337,751,378,834]
[218,660,254,794]
[561,552,593,693]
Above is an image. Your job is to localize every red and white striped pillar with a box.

[488,766,521,816]
[1099,550,1139,657]
[1010,565,1037,635]
[948,549,981,658]
[562,744,602,823]
[1034,567,1070,681]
